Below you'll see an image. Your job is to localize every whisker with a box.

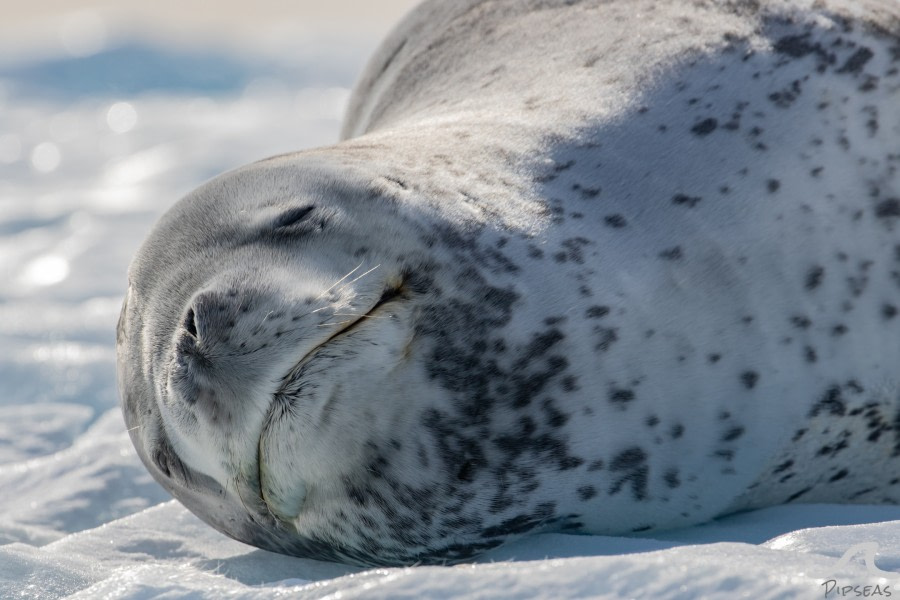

[316,262,364,300]
[317,320,354,327]
[296,263,381,322]
[263,264,365,327]
[336,264,381,295]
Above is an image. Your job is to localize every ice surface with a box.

[1,21,900,600]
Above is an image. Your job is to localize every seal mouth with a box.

[257,282,406,520]
[274,283,405,396]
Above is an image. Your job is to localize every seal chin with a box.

[259,456,308,522]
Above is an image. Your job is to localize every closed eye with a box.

[274,206,316,229]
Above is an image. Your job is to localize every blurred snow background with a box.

[1,1,900,598]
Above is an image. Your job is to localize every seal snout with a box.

[178,289,246,351]
[168,286,285,419]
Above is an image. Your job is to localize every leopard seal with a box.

[117,0,900,566]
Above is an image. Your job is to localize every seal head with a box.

[119,157,456,563]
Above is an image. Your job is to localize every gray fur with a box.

[118,0,900,566]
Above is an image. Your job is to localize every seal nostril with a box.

[184,308,198,337]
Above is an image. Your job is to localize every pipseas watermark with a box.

[821,581,892,598]
[822,543,895,598]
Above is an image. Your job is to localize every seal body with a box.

[118,0,900,566]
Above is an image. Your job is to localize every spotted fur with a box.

[119,0,900,566]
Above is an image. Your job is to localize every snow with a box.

[2,16,900,600]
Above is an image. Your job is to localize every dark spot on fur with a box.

[829,469,849,482]
[605,214,627,228]
[786,487,813,502]
[609,447,649,500]
[456,460,476,482]
[722,426,745,442]
[542,398,569,429]
[838,47,874,74]
[804,345,818,363]
[810,385,846,417]
[805,266,825,290]
[609,388,635,406]
[554,159,575,172]
[791,315,812,329]
[578,486,597,501]
[773,460,794,474]
[576,185,601,199]
[561,375,579,392]
[875,199,900,219]
[714,449,734,461]
[587,459,604,472]
[594,327,618,352]
[849,487,877,500]
[515,329,565,368]
[586,305,610,318]
[672,194,701,208]
[659,246,683,260]
[691,118,718,136]
[818,434,850,458]
[774,34,818,58]
[479,503,557,538]
[741,371,759,390]
[663,468,681,489]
